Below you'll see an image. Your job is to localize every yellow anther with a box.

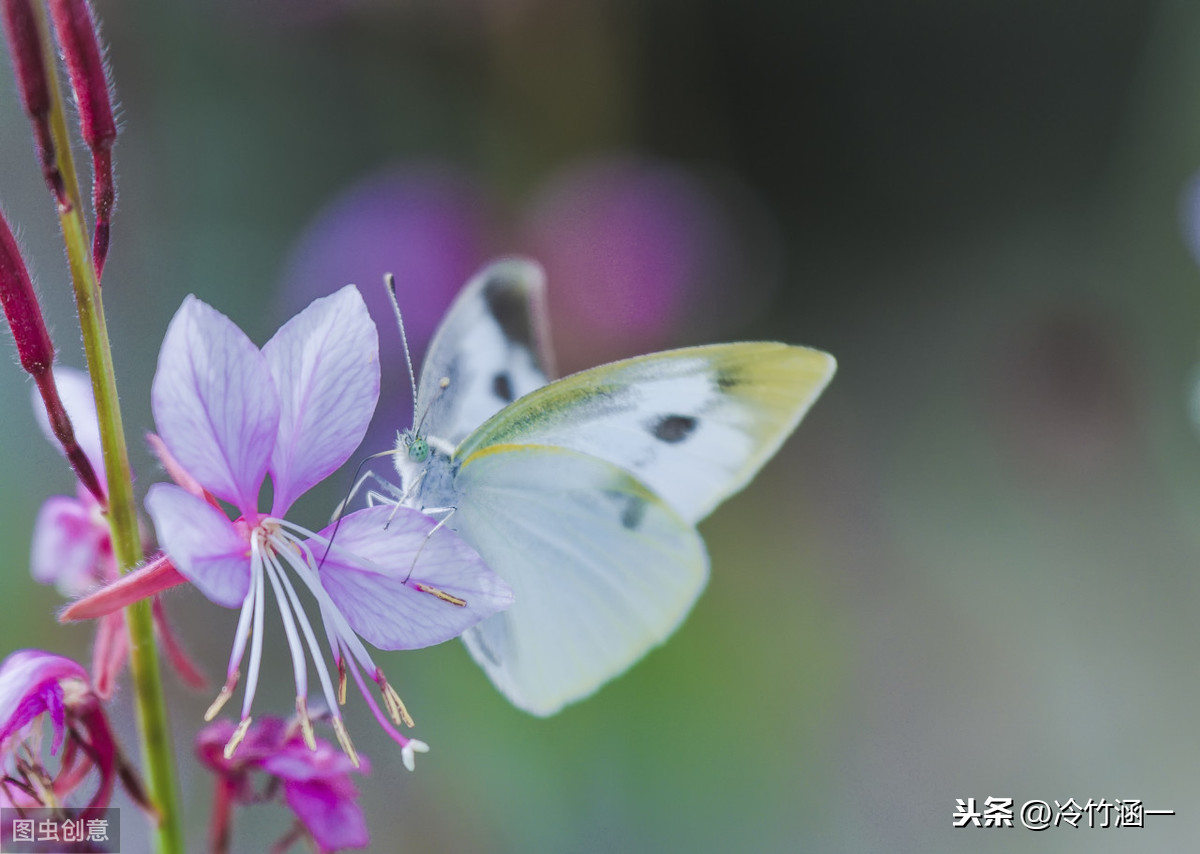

[205,674,239,722]
[415,583,466,607]
[223,717,253,760]
[332,717,360,768]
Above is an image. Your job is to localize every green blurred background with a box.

[3,0,1200,851]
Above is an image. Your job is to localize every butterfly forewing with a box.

[415,258,555,446]
[454,342,835,524]
[452,443,709,716]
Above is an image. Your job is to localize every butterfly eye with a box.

[407,437,430,463]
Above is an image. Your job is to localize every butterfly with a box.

[384,258,835,716]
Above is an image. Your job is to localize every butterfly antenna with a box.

[414,375,449,436]
[385,273,420,425]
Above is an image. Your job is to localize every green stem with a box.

[34,8,183,853]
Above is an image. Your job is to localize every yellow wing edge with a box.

[455,340,836,464]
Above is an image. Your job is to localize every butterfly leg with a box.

[403,506,458,584]
[333,470,406,520]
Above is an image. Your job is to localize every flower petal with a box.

[282,777,370,853]
[262,740,365,782]
[31,366,104,488]
[0,651,88,752]
[59,553,187,622]
[91,613,128,701]
[151,296,279,513]
[262,285,379,516]
[314,506,513,650]
[31,495,106,596]
[145,484,251,608]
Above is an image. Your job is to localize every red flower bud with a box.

[47,0,116,279]
[1,0,68,207]
[0,210,54,377]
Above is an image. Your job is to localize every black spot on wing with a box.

[484,276,536,351]
[715,370,740,391]
[621,496,647,530]
[652,414,698,443]
[493,371,515,402]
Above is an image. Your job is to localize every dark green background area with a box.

[1,1,1198,851]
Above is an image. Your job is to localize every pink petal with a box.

[262,285,379,516]
[151,296,279,514]
[31,366,105,488]
[262,740,365,781]
[0,651,89,752]
[31,495,106,595]
[282,778,370,852]
[145,432,210,501]
[91,613,128,700]
[59,552,187,622]
[314,506,513,650]
[145,484,251,608]
[152,598,209,690]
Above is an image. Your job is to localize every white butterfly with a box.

[385,258,835,716]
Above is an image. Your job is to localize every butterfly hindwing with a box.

[454,342,836,524]
[415,258,555,446]
[451,443,709,716]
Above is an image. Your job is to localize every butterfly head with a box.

[400,428,431,463]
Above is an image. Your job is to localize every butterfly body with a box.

[395,438,459,512]
[390,258,835,716]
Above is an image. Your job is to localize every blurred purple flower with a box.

[279,169,492,436]
[145,286,512,764]
[279,156,771,410]
[197,716,372,853]
[0,650,143,811]
[30,367,205,700]
[30,367,108,597]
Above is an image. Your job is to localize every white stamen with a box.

[226,561,258,677]
[241,537,268,719]
[264,544,342,724]
[261,554,308,699]
[401,738,429,772]
[268,527,382,677]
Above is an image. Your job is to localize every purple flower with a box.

[144,286,512,763]
[197,716,373,853]
[278,168,490,436]
[0,650,122,809]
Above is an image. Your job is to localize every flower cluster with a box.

[0,2,514,850]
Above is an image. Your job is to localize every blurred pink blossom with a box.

[197,716,371,853]
[279,156,774,441]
